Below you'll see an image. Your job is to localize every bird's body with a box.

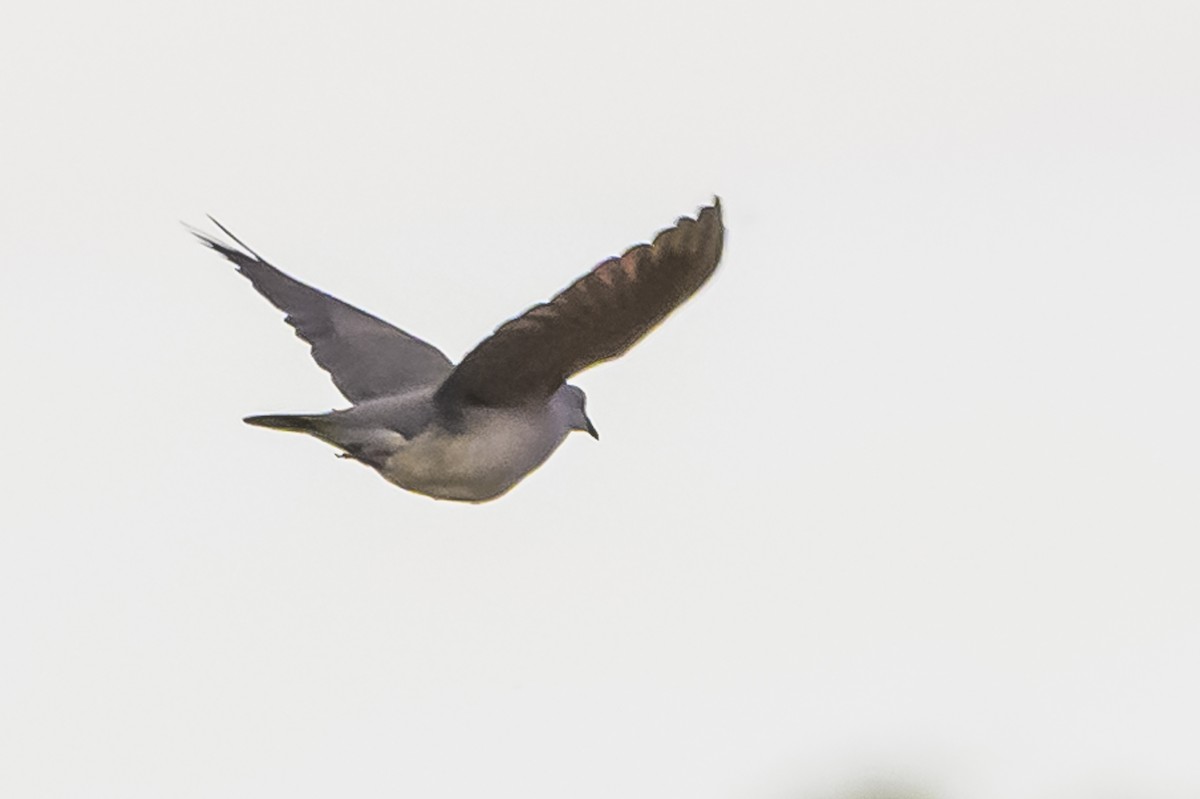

[378,387,581,501]
[242,375,590,502]
[193,200,724,502]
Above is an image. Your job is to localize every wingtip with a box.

[182,219,219,249]
[705,196,723,223]
[191,215,265,261]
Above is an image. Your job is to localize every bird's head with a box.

[560,383,598,440]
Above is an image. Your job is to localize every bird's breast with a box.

[378,405,571,502]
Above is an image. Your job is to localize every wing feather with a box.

[192,221,453,403]
[435,199,724,409]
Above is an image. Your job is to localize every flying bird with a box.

[192,199,724,502]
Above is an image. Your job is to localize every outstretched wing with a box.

[192,219,453,403]
[435,198,724,410]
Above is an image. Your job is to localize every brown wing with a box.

[435,198,724,409]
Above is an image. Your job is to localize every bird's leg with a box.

[336,447,385,469]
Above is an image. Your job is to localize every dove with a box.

[193,199,724,502]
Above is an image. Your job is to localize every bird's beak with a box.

[585,416,599,440]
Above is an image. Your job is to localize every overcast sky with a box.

[2,1,1198,797]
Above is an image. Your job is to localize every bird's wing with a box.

[192,219,454,403]
[435,198,724,410]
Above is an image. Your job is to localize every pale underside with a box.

[379,394,578,502]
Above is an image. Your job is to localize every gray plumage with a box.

[192,199,725,502]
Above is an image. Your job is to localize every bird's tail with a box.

[243,413,328,434]
[243,412,398,469]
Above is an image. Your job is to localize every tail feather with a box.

[243,412,398,470]
[243,414,325,433]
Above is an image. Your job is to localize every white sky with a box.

[2,1,1198,797]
